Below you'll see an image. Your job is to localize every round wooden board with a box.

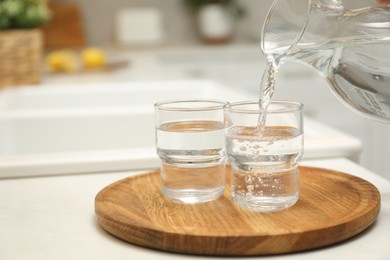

[95,166,380,256]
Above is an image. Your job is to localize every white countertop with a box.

[0,158,389,260]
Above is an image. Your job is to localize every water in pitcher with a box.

[260,41,390,122]
[291,42,390,121]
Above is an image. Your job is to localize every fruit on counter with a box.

[46,50,78,72]
[81,48,106,69]
[45,48,107,73]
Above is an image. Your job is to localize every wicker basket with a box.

[0,29,43,89]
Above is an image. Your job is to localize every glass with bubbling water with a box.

[155,99,228,203]
[225,101,304,212]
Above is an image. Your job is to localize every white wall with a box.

[52,0,273,45]
[51,0,371,46]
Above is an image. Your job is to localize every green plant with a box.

[183,0,245,19]
[0,0,51,29]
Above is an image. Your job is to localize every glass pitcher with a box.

[261,0,390,123]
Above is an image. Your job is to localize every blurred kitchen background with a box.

[1,0,389,180]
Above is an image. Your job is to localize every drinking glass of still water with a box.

[225,101,304,212]
[155,99,228,203]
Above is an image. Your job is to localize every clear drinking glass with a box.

[225,101,304,212]
[155,99,228,203]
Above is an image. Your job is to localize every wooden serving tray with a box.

[95,166,380,256]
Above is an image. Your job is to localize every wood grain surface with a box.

[42,3,86,49]
[95,166,381,256]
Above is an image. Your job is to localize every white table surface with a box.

[0,157,389,260]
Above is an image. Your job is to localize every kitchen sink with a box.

[0,80,245,112]
[0,108,157,177]
[0,80,251,177]
[0,80,361,178]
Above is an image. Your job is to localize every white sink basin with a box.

[0,109,157,177]
[0,80,245,112]
[0,109,154,155]
[0,80,361,178]
[0,80,251,178]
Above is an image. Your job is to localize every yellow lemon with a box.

[81,48,106,68]
[46,50,78,72]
